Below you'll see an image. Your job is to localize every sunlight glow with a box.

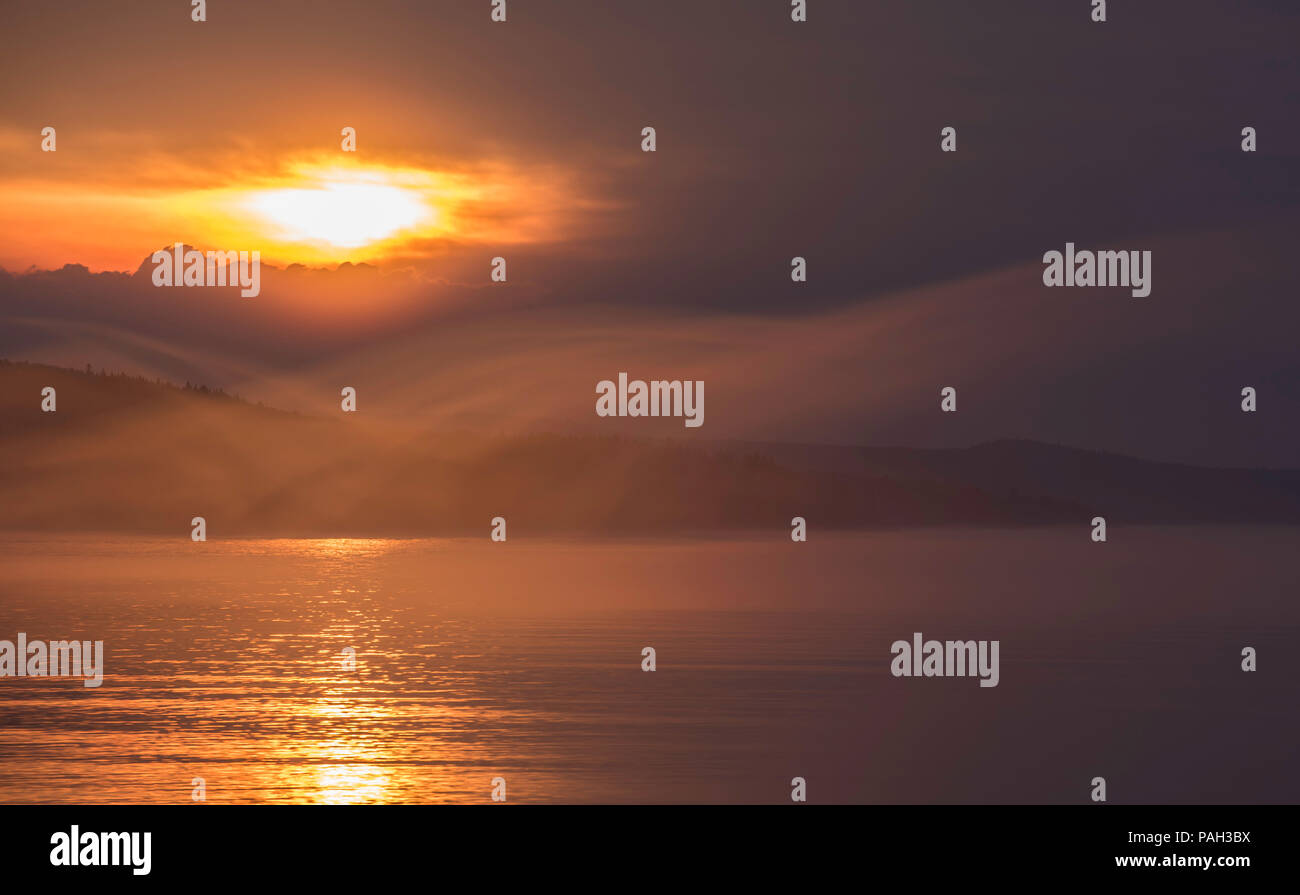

[245,181,432,248]
[0,151,580,270]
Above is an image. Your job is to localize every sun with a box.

[143,156,569,268]
[243,178,434,248]
[188,161,466,263]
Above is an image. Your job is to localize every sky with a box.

[1,0,1297,464]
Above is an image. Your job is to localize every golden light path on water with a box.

[235,538,465,804]
[291,543,398,806]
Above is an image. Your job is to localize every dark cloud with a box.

[2,0,1297,465]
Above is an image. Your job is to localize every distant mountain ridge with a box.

[747,439,1300,526]
[2,360,1298,536]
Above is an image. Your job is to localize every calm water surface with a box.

[0,528,1295,803]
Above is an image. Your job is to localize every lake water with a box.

[0,528,1295,803]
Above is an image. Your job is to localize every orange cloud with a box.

[0,131,599,271]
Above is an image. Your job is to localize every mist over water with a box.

[0,528,1295,804]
